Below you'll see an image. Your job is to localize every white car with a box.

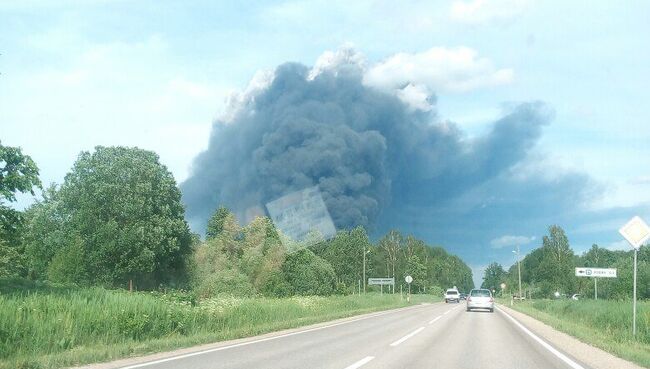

[444,288,460,303]
[466,289,494,312]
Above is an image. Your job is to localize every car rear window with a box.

[470,290,491,297]
[446,290,458,295]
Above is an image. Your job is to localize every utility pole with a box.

[513,246,522,301]
[363,245,366,293]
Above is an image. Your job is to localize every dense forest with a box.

[0,143,473,296]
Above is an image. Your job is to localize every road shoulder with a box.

[497,304,644,369]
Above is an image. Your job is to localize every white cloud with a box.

[490,235,535,248]
[395,83,435,112]
[630,176,650,185]
[220,69,275,124]
[364,47,514,102]
[606,240,632,251]
[450,0,530,25]
[308,43,365,80]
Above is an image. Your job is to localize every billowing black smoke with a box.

[181,57,555,237]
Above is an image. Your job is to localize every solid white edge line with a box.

[497,307,585,369]
[429,316,442,324]
[389,326,425,347]
[119,304,432,369]
[343,356,375,369]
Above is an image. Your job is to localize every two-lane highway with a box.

[118,302,589,369]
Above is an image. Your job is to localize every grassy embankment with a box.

[0,278,434,369]
[503,299,650,367]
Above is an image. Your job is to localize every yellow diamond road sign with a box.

[619,216,650,250]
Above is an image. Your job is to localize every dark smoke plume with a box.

[181,53,556,238]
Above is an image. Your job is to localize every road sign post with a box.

[618,216,650,337]
[405,275,413,303]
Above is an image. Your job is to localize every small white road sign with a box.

[405,275,413,284]
[575,267,617,278]
[619,216,650,250]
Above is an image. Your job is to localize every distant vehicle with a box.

[571,294,581,300]
[459,293,467,300]
[467,289,494,312]
[444,288,460,303]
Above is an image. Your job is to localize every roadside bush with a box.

[335,281,349,295]
[427,285,444,296]
[46,238,87,285]
[282,249,336,296]
[260,270,293,297]
[195,269,255,298]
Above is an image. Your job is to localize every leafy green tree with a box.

[0,141,41,204]
[206,206,233,240]
[378,230,402,281]
[319,226,370,290]
[0,141,42,277]
[239,216,285,290]
[481,262,506,292]
[536,225,576,296]
[46,235,88,285]
[27,146,193,288]
[23,185,69,279]
[404,254,427,291]
[0,238,21,277]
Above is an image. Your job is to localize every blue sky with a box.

[2,1,650,286]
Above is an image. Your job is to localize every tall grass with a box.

[0,279,430,369]
[508,299,650,367]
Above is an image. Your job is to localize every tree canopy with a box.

[24,146,193,288]
[0,141,42,277]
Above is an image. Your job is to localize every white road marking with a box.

[343,356,375,369]
[389,326,425,347]
[498,308,586,369]
[118,304,432,369]
[429,316,442,324]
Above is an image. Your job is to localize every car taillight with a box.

[467,297,471,302]
[489,297,494,302]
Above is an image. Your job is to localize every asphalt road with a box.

[120,302,589,369]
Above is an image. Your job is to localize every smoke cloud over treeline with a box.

[181,48,595,255]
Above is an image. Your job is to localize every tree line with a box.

[482,225,650,299]
[0,142,473,296]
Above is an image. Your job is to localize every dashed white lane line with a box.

[429,316,442,325]
[389,326,425,347]
[498,308,585,369]
[343,356,375,369]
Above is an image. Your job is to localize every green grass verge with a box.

[502,299,650,368]
[0,278,436,369]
